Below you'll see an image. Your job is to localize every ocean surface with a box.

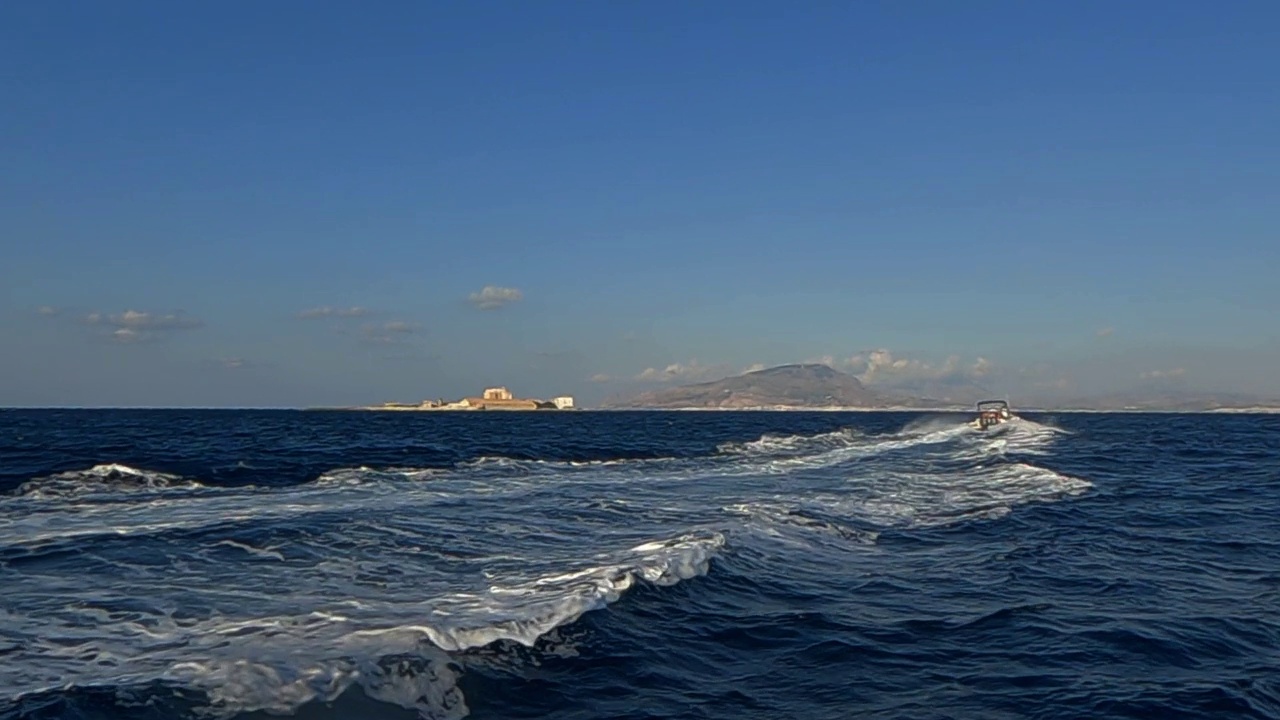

[1,409,1278,720]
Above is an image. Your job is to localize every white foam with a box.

[717,427,864,456]
[0,523,722,717]
[716,423,978,479]
[164,651,469,720]
[313,466,442,487]
[720,418,1087,536]
[822,460,1090,529]
[14,463,203,499]
[725,502,881,546]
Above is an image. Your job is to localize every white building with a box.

[552,396,575,409]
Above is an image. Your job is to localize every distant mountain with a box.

[597,363,1280,412]
[599,363,963,410]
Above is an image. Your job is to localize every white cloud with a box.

[300,305,423,348]
[1140,368,1186,380]
[806,354,838,367]
[808,349,989,384]
[589,373,612,383]
[298,306,369,319]
[36,305,60,316]
[634,359,733,383]
[381,321,415,334]
[196,356,268,372]
[66,309,205,343]
[361,320,418,344]
[858,349,921,382]
[84,309,203,331]
[971,357,993,377]
[468,285,523,310]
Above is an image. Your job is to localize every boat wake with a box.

[0,416,1088,719]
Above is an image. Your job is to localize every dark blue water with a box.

[2,409,1278,719]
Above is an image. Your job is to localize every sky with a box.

[3,0,1279,407]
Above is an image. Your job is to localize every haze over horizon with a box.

[4,1,1278,408]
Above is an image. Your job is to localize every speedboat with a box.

[971,399,1013,430]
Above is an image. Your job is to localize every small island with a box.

[356,386,575,412]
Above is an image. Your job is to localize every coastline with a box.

[342,405,576,412]
[586,405,1280,414]
[4,405,1279,414]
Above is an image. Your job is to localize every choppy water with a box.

[1,409,1278,719]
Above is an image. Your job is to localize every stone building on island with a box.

[462,386,540,410]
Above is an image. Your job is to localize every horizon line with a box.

[3,405,1280,414]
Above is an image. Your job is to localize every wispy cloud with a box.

[589,373,612,383]
[468,285,523,310]
[35,305,60,317]
[971,357,993,377]
[299,304,423,348]
[83,310,203,331]
[110,328,144,343]
[1140,368,1186,380]
[808,349,990,385]
[1097,327,1115,338]
[197,356,274,372]
[807,354,861,372]
[383,321,415,334]
[63,309,206,343]
[634,359,734,383]
[361,320,418,345]
[297,306,369,319]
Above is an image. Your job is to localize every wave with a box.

[12,463,207,499]
[0,528,722,719]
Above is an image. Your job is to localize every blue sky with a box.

[4,0,1279,406]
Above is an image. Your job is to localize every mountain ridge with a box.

[598,363,1280,411]
[599,363,959,410]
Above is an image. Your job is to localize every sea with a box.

[1,409,1278,720]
